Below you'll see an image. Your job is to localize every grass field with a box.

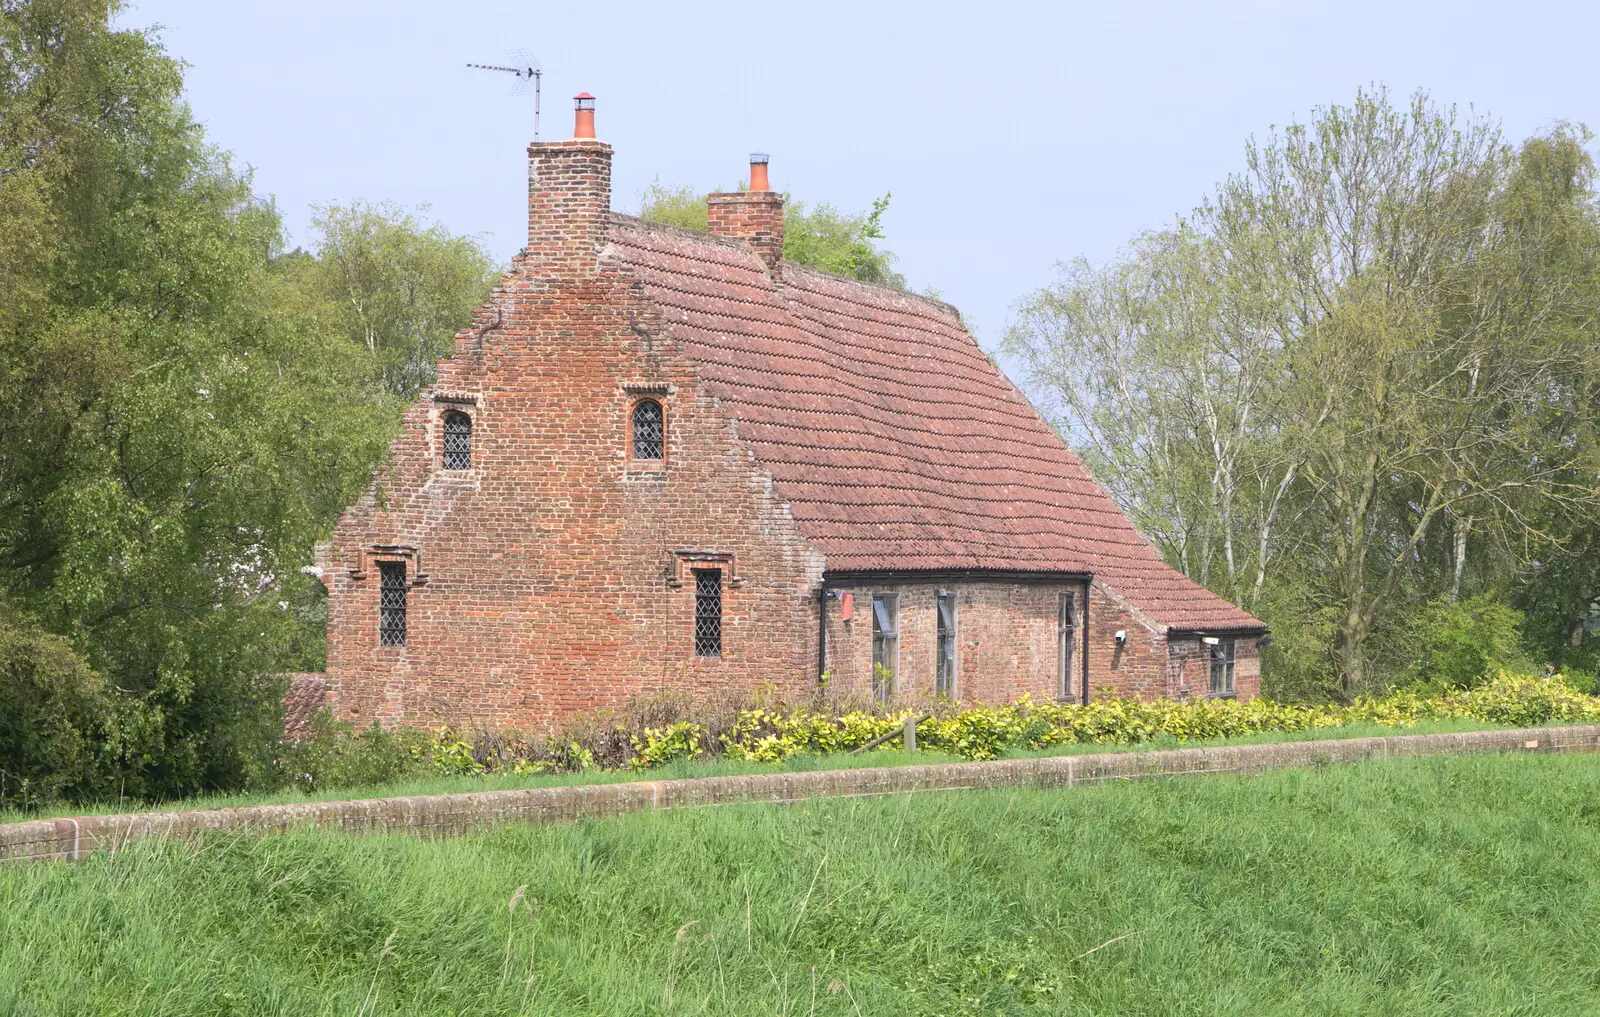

[4,750,1599,1015]
[0,716,1538,825]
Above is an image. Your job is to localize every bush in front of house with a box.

[275,670,1600,792]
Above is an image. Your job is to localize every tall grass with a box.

[4,751,1600,1014]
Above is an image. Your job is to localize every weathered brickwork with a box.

[323,136,825,732]
[1082,584,1263,702]
[824,582,1085,704]
[705,190,784,270]
[318,106,1268,732]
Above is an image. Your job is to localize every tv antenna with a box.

[468,49,542,139]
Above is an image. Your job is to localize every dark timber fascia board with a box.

[1166,626,1270,639]
[822,569,1092,588]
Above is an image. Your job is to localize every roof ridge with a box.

[610,212,752,251]
[777,261,964,323]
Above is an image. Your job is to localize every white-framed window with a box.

[1209,639,1236,696]
[871,593,898,702]
[935,590,957,698]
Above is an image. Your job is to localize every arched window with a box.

[632,399,664,460]
[442,410,472,470]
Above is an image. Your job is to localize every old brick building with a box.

[316,95,1266,732]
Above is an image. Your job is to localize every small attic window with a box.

[632,399,664,461]
[442,410,472,470]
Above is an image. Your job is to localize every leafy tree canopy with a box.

[0,1,493,802]
[1006,88,1600,700]
[639,181,905,288]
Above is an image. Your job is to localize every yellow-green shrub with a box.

[408,670,1598,774]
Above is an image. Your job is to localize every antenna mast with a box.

[467,49,543,139]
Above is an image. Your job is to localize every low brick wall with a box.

[5,725,1598,864]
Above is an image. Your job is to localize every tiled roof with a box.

[282,673,327,739]
[607,216,1265,633]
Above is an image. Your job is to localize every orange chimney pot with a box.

[573,92,596,139]
[748,152,770,192]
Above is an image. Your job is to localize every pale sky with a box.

[116,0,1598,349]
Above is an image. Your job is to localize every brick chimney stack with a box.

[525,92,611,276]
[707,153,783,272]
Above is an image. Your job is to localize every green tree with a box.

[639,182,905,288]
[0,594,110,807]
[0,1,399,799]
[1007,88,1600,700]
[298,202,497,398]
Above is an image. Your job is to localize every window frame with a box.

[693,568,723,658]
[378,560,408,647]
[1058,594,1076,701]
[871,592,898,703]
[441,409,473,471]
[1209,639,1237,697]
[934,590,957,699]
[630,397,666,463]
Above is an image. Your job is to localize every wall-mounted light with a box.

[1113,629,1127,645]
[1201,636,1220,646]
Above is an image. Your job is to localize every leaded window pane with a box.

[633,400,664,460]
[694,569,722,657]
[379,561,407,646]
[443,411,472,470]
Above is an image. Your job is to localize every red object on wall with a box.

[840,592,853,622]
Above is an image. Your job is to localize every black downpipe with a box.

[1081,575,1092,705]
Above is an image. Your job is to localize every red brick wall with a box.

[817,578,1265,707]
[706,191,784,270]
[320,139,1264,732]
[823,582,1086,705]
[1085,584,1170,699]
[322,139,824,733]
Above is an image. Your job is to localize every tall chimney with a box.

[524,92,611,277]
[707,153,784,272]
